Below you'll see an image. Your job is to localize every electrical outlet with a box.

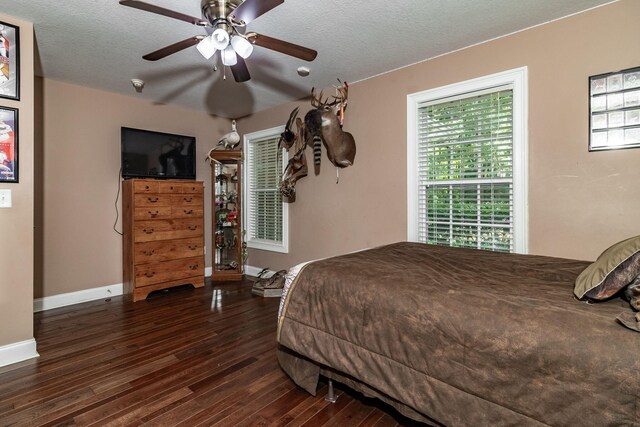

[0,189,11,208]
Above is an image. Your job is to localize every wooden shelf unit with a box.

[210,150,244,281]
[123,179,205,301]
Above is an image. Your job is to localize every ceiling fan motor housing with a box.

[201,0,241,26]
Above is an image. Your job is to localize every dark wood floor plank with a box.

[276,387,341,427]
[299,389,353,427]
[374,413,403,427]
[140,353,278,425]
[96,387,193,427]
[357,409,386,427]
[268,383,330,427]
[0,280,422,427]
[186,373,293,426]
[231,386,311,427]
[324,399,377,427]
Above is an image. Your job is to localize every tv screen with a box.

[121,127,196,180]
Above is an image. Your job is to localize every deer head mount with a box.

[279,80,356,201]
[305,82,355,173]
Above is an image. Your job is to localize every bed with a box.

[276,242,640,426]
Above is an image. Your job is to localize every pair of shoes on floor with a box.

[253,269,287,290]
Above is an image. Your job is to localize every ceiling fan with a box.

[119,0,318,83]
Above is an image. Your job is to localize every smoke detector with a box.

[131,79,145,93]
[297,66,310,77]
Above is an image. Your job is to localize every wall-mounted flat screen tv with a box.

[121,127,196,180]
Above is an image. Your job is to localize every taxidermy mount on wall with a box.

[206,119,240,164]
[278,80,355,201]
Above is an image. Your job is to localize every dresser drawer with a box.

[134,256,203,287]
[172,205,204,218]
[171,194,203,207]
[158,182,183,194]
[134,238,204,264]
[133,180,159,193]
[134,218,202,242]
[158,181,203,194]
[178,182,203,194]
[134,206,172,220]
[134,193,172,207]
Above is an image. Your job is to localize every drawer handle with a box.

[143,228,154,234]
[188,245,198,250]
[184,209,193,215]
[144,272,155,278]
[170,186,174,190]
[143,250,155,256]
[145,185,150,190]
[183,197,193,202]
[148,197,159,203]
[148,210,159,217]
[189,265,198,271]
[188,226,198,231]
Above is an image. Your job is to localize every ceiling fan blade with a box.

[119,0,209,26]
[230,0,284,25]
[143,36,204,61]
[247,33,317,62]
[231,57,251,82]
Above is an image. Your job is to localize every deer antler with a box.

[330,79,349,110]
[278,107,299,150]
[311,87,341,110]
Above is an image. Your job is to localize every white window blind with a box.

[244,128,288,253]
[417,88,515,252]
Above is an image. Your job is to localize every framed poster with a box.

[589,65,640,151]
[0,106,18,182]
[0,21,19,101]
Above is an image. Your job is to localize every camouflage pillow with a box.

[624,274,640,311]
[574,235,640,301]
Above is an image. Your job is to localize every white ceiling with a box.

[0,0,616,118]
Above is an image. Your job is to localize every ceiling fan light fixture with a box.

[230,35,253,59]
[222,45,238,66]
[196,35,217,59]
[211,28,230,50]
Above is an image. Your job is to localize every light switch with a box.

[0,189,12,208]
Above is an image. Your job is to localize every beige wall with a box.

[28,0,640,300]
[36,79,230,298]
[0,15,35,347]
[239,0,640,271]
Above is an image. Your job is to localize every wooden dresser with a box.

[122,179,205,301]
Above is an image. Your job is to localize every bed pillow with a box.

[574,235,640,300]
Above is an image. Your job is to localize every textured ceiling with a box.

[0,0,616,118]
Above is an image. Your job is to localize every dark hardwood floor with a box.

[0,280,424,426]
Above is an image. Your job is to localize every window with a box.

[244,126,288,253]
[407,68,528,253]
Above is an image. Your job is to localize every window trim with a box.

[407,67,529,253]
[243,126,289,253]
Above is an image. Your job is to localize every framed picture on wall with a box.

[0,21,19,101]
[0,106,18,183]
[589,65,640,151]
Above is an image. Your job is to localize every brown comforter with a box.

[277,242,640,426]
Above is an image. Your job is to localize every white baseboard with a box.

[0,338,39,368]
[245,265,274,277]
[33,283,124,313]
[32,268,267,313]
